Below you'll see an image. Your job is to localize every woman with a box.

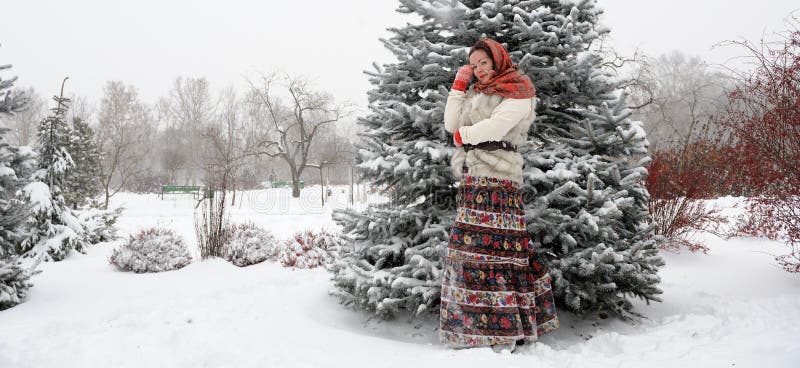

[440,39,559,352]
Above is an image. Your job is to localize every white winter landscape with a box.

[0,188,797,368]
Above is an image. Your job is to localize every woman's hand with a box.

[452,65,474,92]
[453,129,464,147]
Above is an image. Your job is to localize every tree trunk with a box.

[349,165,354,205]
[292,180,300,198]
[319,167,325,207]
[289,165,302,198]
[231,174,237,207]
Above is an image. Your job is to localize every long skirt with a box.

[439,164,559,348]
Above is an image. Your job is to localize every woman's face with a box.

[469,49,495,83]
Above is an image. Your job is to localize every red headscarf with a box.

[472,39,537,99]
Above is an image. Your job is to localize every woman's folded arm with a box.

[457,97,533,144]
[444,89,467,133]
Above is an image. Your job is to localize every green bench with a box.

[269,180,304,189]
[161,185,205,199]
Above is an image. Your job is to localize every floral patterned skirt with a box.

[440,165,559,348]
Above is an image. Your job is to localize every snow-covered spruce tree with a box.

[19,87,87,261]
[0,127,31,255]
[0,256,34,310]
[330,0,663,320]
[63,117,102,209]
[0,62,31,256]
[0,60,34,310]
[78,206,123,245]
[0,128,34,311]
[0,64,27,115]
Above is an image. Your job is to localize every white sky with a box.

[1,0,798,111]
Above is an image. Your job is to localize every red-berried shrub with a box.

[717,26,800,272]
[276,229,341,269]
[647,143,729,253]
[648,140,737,199]
[222,222,277,267]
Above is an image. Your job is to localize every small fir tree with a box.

[19,81,87,261]
[63,116,102,208]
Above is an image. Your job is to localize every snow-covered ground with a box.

[0,188,798,367]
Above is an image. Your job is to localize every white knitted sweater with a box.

[444,88,536,186]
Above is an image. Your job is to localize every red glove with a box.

[451,65,474,92]
[453,129,464,147]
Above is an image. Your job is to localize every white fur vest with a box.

[444,88,536,186]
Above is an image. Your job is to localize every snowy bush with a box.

[276,229,340,269]
[77,206,122,244]
[109,228,192,273]
[221,222,277,267]
[195,193,228,259]
[0,257,33,311]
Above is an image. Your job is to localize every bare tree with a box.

[334,119,360,204]
[240,89,274,187]
[246,73,351,198]
[198,86,252,205]
[0,86,45,146]
[163,77,216,185]
[168,77,215,129]
[157,127,187,184]
[306,125,337,206]
[96,81,153,208]
[305,122,360,205]
[67,94,95,126]
[149,96,182,184]
[153,96,173,129]
[628,51,735,152]
[193,87,252,257]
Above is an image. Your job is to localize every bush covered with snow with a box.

[221,222,277,267]
[20,181,88,261]
[78,206,123,244]
[221,224,341,268]
[0,257,33,311]
[276,229,340,269]
[109,228,192,273]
